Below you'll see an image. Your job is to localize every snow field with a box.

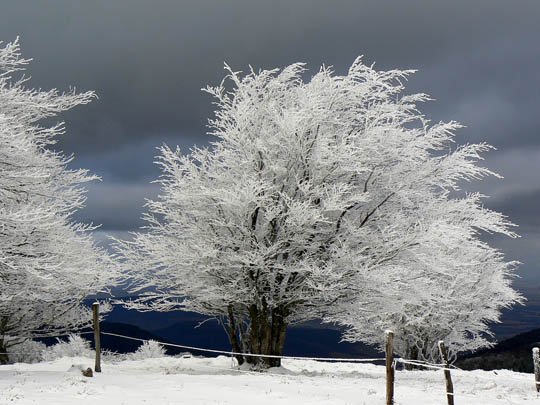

[0,355,538,404]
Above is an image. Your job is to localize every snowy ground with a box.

[0,355,538,404]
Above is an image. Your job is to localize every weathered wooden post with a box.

[533,347,540,392]
[438,340,454,405]
[385,330,395,405]
[92,302,101,372]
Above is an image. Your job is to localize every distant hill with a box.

[154,319,380,359]
[284,326,381,359]
[104,303,380,359]
[96,321,190,355]
[457,328,540,372]
[45,322,189,356]
[66,316,380,360]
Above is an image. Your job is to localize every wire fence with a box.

[0,330,534,381]
[1,326,538,405]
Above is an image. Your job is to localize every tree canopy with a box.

[0,39,115,363]
[116,58,520,366]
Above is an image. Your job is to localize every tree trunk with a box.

[0,318,9,365]
[253,305,288,368]
[226,304,288,369]
[0,339,8,365]
[404,344,419,371]
[226,305,245,365]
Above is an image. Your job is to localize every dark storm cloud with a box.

[1,0,539,155]
[76,182,159,231]
[73,134,201,182]
[406,37,540,149]
[1,0,539,288]
[491,189,540,232]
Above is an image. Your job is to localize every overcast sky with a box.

[1,1,539,295]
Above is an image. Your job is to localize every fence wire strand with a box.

[97,331,386,363]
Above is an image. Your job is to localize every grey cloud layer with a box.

[1,0,538,154]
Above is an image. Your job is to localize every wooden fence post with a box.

[92,302,101,373]
[438,340,454,405]
[533,347,540,392]
[385,330,395,405]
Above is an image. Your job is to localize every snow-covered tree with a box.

[115,58,520,367]
[0,39,115,364]
[333,193,521,362]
